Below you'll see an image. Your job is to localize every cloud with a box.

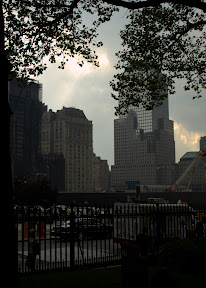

[67,58,92,77]
[37,50,117,166]
[174,121,204,162]
[169,79,206,134]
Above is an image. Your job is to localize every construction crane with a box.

[168,150,206,192]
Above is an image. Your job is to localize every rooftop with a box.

[180,151,199,161]
[57,107,87,119]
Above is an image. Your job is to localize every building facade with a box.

[111,98,175,189]
[93,154,111,192]
[41,153,65,191]
[200,136,206,151]
[174,137,206,192]
[41,107,93,193]
[9,78,46,178]
[177,151,206,192]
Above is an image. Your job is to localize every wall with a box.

[56,191,206,206]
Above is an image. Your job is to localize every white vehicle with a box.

[113,201,194,247]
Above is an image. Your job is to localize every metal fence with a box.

[16,202,206,275]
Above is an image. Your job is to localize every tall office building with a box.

[200,136,206,151]
[175,137,206,192]
[41,107,93,193]
[9,78,47,177]
[111,98,175,188]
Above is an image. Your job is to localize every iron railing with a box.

[16,202,206,274]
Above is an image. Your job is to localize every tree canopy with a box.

[14,176,57,205]
[110,3,206,115]
[2,0,206,110]
[3,0,119,80]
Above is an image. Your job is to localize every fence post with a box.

[70,202,75,271]
[156,203,160,251]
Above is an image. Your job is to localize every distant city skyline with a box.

[35,9,206,167]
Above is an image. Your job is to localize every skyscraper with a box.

[200,136,206,151]
[41,107,93,193]
[9,78,47,177]
[111,98,175,188]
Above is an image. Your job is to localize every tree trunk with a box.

[1,0,19,285]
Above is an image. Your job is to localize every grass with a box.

[170,271,206,288]
[148,266,206,288]
[19,266,122,288]
[19,264,206,288]
[19,239,206,288]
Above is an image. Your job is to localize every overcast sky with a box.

[36,9,206,167]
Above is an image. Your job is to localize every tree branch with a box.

[175,19,206,40]
[103,0,206,13]
[40,0,80,28]
[37,0,206,29]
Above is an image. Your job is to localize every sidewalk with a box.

[18,245,122,273]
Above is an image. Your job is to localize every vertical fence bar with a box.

[81,204,83,266]
[120,205,123,255]
[91,205,94,265]
[60,207,63,269]
[104,204,106,264]
[21,206,25,274]
[26,206,29,274]
[70,203,75,271]
[95,204,98,265]
[66,205,69,269]
[49,205,52,271]
[156,203,160,252]
[98,203,101,263]
[108,205,111,263]
[112,204,114,262]
[54,204,57,270]
[77,205,83,268]
[38,207,41,272]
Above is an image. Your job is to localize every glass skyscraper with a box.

[111,98,175,188]
[9,78,47,178]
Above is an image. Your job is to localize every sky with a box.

[36,9,206,168]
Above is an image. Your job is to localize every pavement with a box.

[18,238,122,273]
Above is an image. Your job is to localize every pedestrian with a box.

[179,219,187,240]
[136,227,150,256]
[202,217,206,238]
[151,219,157,252]
[151,220,157,240]
[26,229,39,272]
[196,220,203,238]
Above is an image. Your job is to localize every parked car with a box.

[51,220,78,239]
[51,217,113,240]
[77,218,113,240]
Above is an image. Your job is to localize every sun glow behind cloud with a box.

[66,58,91,77]
[65,53,110,78]
[99,54,109,67]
